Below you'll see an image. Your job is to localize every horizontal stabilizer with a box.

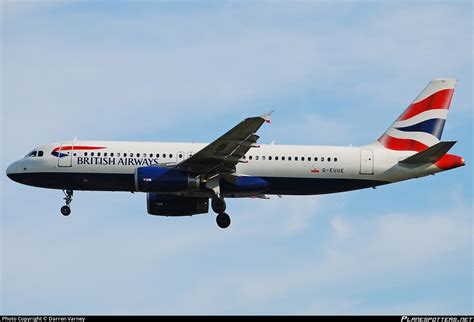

[399,141,456,165]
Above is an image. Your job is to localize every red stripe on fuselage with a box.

[378,134,428,152]
[398,89,454,121]
[52,146,106,152]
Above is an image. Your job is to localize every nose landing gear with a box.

[212,197,231,229]
[60,190,73,216]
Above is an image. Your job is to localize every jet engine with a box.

[135,166,200,192]
[147,193,209,216]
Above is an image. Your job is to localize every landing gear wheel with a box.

[61,190,74,217]
[216,213,231,229]
[60,205,71,216]
[211,198,226,213]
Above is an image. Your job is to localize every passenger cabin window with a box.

[137,153,140,157]
[249,156,253,160]
[38,151,44,157]
[321,157,324,161]
[334,157,338,162]
[123,153,127,157]
[282,156,285,161]
[97,152,101,157]
[295,157,298,161]
[162,154,166,158]
[84,152,88,156]
[269,156,272,160]
[275,156,279,161]
[130,153,134,157]
[111,153,114,157]
[328,157,331,162]
[255,156,259,160]
[91,152,95,156]
[169,154,173,158]
[104,152,107,157]
[315,157,318,161]
[301,157,305,161]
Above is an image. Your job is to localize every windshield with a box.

[25,150,37,158]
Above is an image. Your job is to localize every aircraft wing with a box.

[176,112,272,175]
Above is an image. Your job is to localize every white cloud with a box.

[1,181,471,314]
[178,197,470,313]
[229,195,330,238]
[264,113,353,145]
[2,1,471,156]
[1,0,71,20]
[330,215,351,240]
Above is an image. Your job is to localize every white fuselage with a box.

[6,140,446,196]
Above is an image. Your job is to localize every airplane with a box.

[6,78,465,228]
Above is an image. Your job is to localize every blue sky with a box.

[1,0,472,315]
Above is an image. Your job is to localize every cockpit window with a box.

[38,151,44,157]
[25,150,37,158]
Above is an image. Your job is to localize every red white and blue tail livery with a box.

[377,78,455,151]
[6,79,465,228]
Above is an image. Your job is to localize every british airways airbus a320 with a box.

[6,79,465,228]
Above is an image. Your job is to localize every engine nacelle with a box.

[135,166,200,192]
[147,193,209,216]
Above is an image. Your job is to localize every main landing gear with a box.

[60,190,73,216]
[212,197,231,229]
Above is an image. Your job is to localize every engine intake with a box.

[135,166,200,192]
[147,193,209,216]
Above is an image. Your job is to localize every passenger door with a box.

[57,143,73,167]
[360,149,374,175]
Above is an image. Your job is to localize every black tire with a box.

[211,198,226,213]
[216,213,231,229]
[60,205,71,216]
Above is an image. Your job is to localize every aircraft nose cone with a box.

[6,162,18,180]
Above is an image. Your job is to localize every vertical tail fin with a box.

[377,78,456,152]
